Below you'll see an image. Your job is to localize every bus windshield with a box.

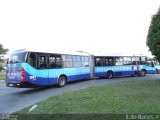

[8,52,27,64]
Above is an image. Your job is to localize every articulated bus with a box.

[6,50,156,88]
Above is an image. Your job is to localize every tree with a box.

[0,44,8,62]
[147,8,160,62]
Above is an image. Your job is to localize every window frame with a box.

[38,54,49,69]
[49,54,62,68]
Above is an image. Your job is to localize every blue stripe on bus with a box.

[94,65,156,77]
[95,66,134,72]
[21,63,90,78]
[95,71,135,77]
[146,70,155,74]
[6,63,91,85]
[95,65,156,72]
[25,71,90,85]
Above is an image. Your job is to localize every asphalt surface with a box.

[0,74,160,113]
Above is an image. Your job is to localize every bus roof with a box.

[94,55,148,57]
[12,49,89,56]
[94,53,148,57]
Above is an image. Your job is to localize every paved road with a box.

[0,74,160,113]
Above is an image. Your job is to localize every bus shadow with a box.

[12,74,150,95]
[15,86,57,94]
[95,74,147,80]
[15,80,91,94]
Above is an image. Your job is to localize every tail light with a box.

[21,68,27,82]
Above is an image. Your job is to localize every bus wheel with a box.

[58,76,66,87]
[106,71,113,79]
[140,70,146,77]
[156,69,159,74]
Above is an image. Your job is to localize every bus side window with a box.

[49,54,62,68]
[38,55,48,69]
[56,56,62,68]
[81,56,89,67]
[95,58,101,66]
[95,57,105,66]
[28,52,37,68]
[123,57,132,65]
[105,57,114,66]
[73,56,82,67]
[49,56,56,68]
[132,57,140,65]
[115,57,123,65]
[62,55,73,68]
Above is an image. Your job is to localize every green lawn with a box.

[0,73,5,80]
[14,80,160,120]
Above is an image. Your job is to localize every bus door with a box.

[132,56,140,75]
[48,54,62,84]
[105,57,114,66]
[123,57,133,75]
[37,54,49,85]
[115,57,123,76]
[105,57,115,75]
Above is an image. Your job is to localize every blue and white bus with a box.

[94,56,156,78]
[6,50,156,88]
[6,50,91,87]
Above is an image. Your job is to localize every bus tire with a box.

[106,71,113,79]
[156,69,159,74]
[140,70,146,77]
[57,76,66,87]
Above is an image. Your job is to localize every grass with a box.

[0,73,5,80]
[14,80,160,120]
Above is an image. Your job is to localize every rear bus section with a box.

[5,51,32,87]
[6,64,21,86]
[6,65,28,87]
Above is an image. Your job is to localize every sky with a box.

[0,0,160,57]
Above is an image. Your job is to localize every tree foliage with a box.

[147,8,160,62]
[0,44,8,62]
